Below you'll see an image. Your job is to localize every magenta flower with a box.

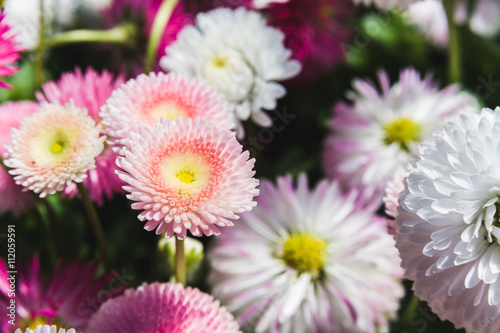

[0,101,38,216]
[0,256,122,332]
[0,11,22,89]
[36,68,125,205]
[103,0,192,75]
[86,282,240,333]
[264,0,354,84]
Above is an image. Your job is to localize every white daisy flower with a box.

[160,7,301,134]
[15,325,76,333]
[210,174,404,333]
[396,107,500,332]
[323,68,478,204]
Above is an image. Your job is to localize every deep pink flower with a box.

[86,282,240,333]
[36,68,125,205]
[264,0,354,84]
[0,11,23,89]
[103,0,192,75]
[0,256,123,332]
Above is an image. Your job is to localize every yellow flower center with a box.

[383,117,422,152]
[176,170,196,184]
[50,141,65,154]
[281,234,327,276]
[211,55,228,68]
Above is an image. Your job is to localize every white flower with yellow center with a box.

[397,108,500,332]
[210,174,404,332]
[323,68,478,203]
[15,325,76,333]
[116,117,259,239]
[100,72,235,151]
[4,102,104,198]
[160,7,301,133]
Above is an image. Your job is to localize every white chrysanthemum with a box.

[210,174,404,333]
[160,7,301,132]
[351,0,421,10]
[15,325,76,333]
[4,102,105,198]
[116,117,259,239]
[323,68,478,203]
[100,72,235,151]
[396,107,500,332]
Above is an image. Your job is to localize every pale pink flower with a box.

[4,102,105,198]
[100,72,235,151]
[116,117,259,239]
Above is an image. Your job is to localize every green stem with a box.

[402,294,421,325]
[144,0,180,73]
[34,0,45,86]
[42,24,136,49]
[175,238,186,286]
[443,0,461,83]
[35,201,58,265]
[77,182,111,270]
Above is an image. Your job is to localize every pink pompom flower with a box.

[116,117,259,239]
[86,282,240,333]
[100,72,235,151]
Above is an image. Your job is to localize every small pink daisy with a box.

[100,72,235,151]
[0,11,23,89]
[265,0,354,84]
[86,282,241,333]
[37,68,125,205]
[116,117,259,239]
[4,102,105,198]
[0,101,38,216]
[0,256,122,332]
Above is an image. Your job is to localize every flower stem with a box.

[144,0,180,73]
[443,0,461,83]
[42,24,136,49]
[402,293,421,325]
[175,238,186,286]
[77,182,111,270]
[34,0,46,86]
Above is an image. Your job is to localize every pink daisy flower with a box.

[36,68,125,205]
[0,11,22,89]
[264,0,354,84]
[4,102,105,198]
[209,174,404,332]
[0,256,122,332]
[323,68,478,204]
[116,117,259,239]
[86,282,240,332]
[100,72,235,151]
[102,0,192,75]
[0,101,38,216]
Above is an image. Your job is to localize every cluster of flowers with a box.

[1,0,500,332]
